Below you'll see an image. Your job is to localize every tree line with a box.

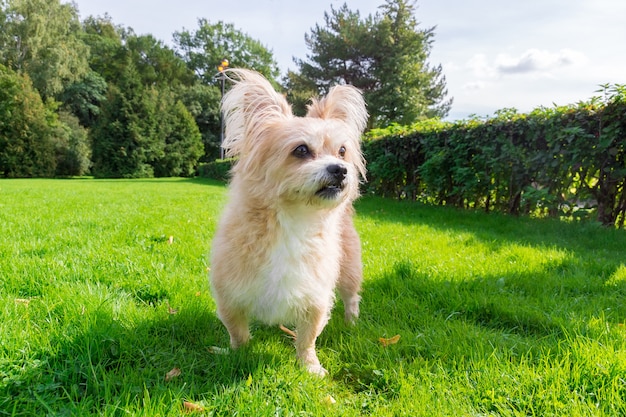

[0,0,450,178]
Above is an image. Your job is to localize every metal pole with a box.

[217,59,229,160]
[219,73,225,160]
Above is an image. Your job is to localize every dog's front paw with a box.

[344,308,359,325]
[343,296,360,325]
[297,348,328,377]
[304,363,329,377]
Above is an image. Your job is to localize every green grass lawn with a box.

[1,178,625,416]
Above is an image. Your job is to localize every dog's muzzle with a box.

[316,163,348,199]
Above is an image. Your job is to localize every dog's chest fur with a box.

[245,207,343,324]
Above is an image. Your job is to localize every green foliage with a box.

[363,84,626,227]
[0,65,56,177]
[174,19,280,86]
[81,19,209,177]
[82,16,276,167]
[292,0,451,128]
[91,65,160,178]
[178,83,222,162]
[0,0,89,98]
[370,0,451,124]
[153,100,204,177]
[282,69,319,117]
[126,34,196,87]
[80,15,126,83]
[91,67,205,178]
[53,110,91,176]
[60,70,108,128]
[364,119,449,199]
[197,158,235,181]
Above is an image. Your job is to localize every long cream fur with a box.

[210,69,367,376]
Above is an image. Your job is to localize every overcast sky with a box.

[68,0,626,120]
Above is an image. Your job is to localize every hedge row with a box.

[198,158,234,182]
[363,84,626,227]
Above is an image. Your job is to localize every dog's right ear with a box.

[306,85,368,138]
[221,69,292,158]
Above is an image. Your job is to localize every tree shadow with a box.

[1,298,288,415]
[331,196,626,396]
[329,256,626,401]
[356,196,625,252]
[353,196,626,338]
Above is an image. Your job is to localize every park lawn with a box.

[1,178,625,416]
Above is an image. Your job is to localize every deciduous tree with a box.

[174,19,280,85]
[0,0,89,98]
[0,65,56,177]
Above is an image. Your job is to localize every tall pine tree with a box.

[291,0,451,128]
[91,62,163,178]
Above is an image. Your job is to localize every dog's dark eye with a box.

[293,144,311,159]
[338,146,346,159]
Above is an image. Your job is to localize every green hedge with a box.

[363,84,626,227]
[197,158,234,182]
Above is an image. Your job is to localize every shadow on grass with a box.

[328,257,626,401]
[355,195,626,259]
[1,298,289,415]
[86,177,225,187]
[354,196,626,339]
[329,196,626,397]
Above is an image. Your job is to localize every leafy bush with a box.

[363,84,626,227]
[0,65,56,177]
[91,68,204,178]
[54,110,91,177]
[198,159,234,181]
[153,99,204,178]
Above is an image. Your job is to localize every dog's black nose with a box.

[327,164,347,181]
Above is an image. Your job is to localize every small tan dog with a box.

[210,69,367,376]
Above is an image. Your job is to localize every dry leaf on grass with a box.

[165,367,181,381]
[182,400,205,412]
[279,324,297,340]
[167,302,179,315]
[168,236,174,245]
[379,334,401,347]
[14,298,31,306]
[322,395,337,405]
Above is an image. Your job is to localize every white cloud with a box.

[463,48,588,81]
[495,48,587,75]
[466,53,496,78]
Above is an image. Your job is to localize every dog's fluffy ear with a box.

[221,69,292,158]
[307,85,368,180]
[306,85,368,136]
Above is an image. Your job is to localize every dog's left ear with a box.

[306,85,368,136]
[221,69,293,158]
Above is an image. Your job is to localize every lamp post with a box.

[217,58,229,160]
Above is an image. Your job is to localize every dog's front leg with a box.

[217,305,251,349]
[338,214,363,324]
[295,305,330,376]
